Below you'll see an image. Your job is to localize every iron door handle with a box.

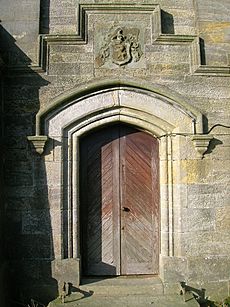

[122,207,130,212]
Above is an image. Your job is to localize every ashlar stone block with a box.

[188,256,230,282]
[215,207,230,231]
[160,256,188,283]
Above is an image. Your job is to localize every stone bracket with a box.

[191,134,213,159]
[27,135,48,155]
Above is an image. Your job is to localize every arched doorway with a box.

[79,123,159,276]
[29,79,205,286]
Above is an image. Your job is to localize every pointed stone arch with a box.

[28,79,212,286]
[35,78,203,136]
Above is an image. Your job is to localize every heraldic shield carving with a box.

[96,27,142,67]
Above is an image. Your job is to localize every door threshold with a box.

[79,275,164,297]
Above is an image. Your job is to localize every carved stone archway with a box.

[28,79,212,285]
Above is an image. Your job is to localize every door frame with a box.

[67,113,174,282]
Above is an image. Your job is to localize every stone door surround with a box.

[27,78,212,284]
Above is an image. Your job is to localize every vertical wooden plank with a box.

[112,132,121,275]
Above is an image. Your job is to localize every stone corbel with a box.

[27,135,48,155]
[191,134,213,159]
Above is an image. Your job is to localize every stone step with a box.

[48,277,200,307]
[79,276,164,296]
[48,293,199,307]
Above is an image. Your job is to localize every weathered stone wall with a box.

[196,0,230,66]
[0,54,6,307]
[0,0,229,305]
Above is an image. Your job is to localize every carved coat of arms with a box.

[96,27,142,67]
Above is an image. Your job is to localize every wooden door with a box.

[80,124,159,276]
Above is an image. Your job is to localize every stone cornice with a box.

[155,34,197,44]
[7,3,230,76]
[193,65,230,76]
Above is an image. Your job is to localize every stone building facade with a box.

[0,0,230,305]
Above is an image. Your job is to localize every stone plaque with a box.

[96,27,142,67]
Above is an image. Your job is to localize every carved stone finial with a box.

[96,27,142,67]
[27,135,48,155]
[191,134,213,159]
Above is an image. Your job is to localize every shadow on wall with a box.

[199,38,206,65]
[40,0,50,34]
[0,51,7,307]
[0,25,59,306]
[161,10,175,34]
[160,10,207,65]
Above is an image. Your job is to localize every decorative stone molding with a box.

[7,3,230,76]
[191,134,213,159]
[27,135,48,155]
[34,78,204,136]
